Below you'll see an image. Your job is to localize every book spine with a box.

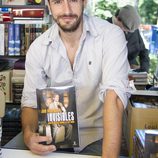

[8,24,15,56]
[24,24,30,54]
[0,12,12,23]
[12,82,24,104]
[12,69,25,77]
[4,24,8,55]
[20,24,25,56]
[0,24,5,55]
[14,24,21,56]
[0,7,12,13]
[13,8,44,18]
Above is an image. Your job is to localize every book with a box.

[0,70,12,102]
[131,90,158,97]
[0,24,5,55]
[0,12,12,23]
[2,0,27,5]
[134,129,158,158]
[14,24,21,56]
[12,8,44,18]
[36,85,79,148]
[12,69,25,77]
[8,24,15,56]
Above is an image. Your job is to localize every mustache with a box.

[58,14,78,19]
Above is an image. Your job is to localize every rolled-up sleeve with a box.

[99,27,131,108]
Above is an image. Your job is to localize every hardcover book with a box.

[0,24,5,55]
[2,0,26,5]
[0,70,12,102]
[12,8,44,18]
[36,85,79,148]
[8,24,15,56]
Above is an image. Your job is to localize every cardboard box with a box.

[0,70,12,102]
[123,101,158,157]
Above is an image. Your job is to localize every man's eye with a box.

[70,0,78,2]
[69,0,78,2]
[51,0,62,4]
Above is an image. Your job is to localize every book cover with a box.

[36,85,79,148]
[0,70,12,102]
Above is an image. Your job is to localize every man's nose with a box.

[62,0,72,14]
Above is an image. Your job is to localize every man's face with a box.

[46,97,53,106]
[54,94,59,102]
[48,0,86,32]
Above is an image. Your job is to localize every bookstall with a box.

[123,90,158,157]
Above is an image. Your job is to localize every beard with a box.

[52,10,84,32]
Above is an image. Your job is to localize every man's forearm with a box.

[102,90,124,158]
[21,107,38,143]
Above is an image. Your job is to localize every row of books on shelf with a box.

[133,129,158,158]
[0,7,47,23]
[0,23,49,56]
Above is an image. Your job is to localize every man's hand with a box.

[21,107,56,155]
[24,131,56,155]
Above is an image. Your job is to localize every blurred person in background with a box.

[107,5,150,73]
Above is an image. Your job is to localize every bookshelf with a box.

[0,0,51,146]
[0,1,50,105]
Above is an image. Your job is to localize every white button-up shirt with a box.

[21,14,131,150]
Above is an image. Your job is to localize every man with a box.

[107,5,150,73]
[21,0,130,157]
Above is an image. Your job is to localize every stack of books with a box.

[11,58,25,104]
[129,70,148,85]
[133,129,158,158]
